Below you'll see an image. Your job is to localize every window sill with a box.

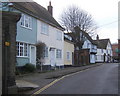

[56,58,62,60]
[20,25,32,30]
[16,56,29,58]
[41,32,49,36]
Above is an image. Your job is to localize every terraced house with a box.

[36,2,64,70]
[2,1,64,69]
[2,2,37,67]
[94,35,113,63]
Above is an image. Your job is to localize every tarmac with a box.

[16,63,103,94]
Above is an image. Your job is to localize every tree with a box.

[60,5,97,36]
[36,42,46,71]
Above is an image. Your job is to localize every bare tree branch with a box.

[60,5,98,36]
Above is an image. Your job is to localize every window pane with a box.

[25,16,29,27]
[20,46,23,56]
[41,23,48,35]
[56,49,62,58]
[44,47,48,57]
[24,44,28,56]
[29,17,32,28]
[20,14,24,26]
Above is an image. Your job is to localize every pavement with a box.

[15,63,103,94]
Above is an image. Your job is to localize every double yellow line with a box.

[31,67,92,95]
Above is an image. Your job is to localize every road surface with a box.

[40,63,118,94]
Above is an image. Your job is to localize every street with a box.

[40,63,118,94]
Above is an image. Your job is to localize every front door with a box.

[50,48,55,67]
[30,46,36,66]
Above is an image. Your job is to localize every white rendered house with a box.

[94,35,113,63]
[37,2,64,70]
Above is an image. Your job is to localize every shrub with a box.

[23,63,36,72]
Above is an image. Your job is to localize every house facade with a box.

[2,2,37,67]
[2,2,65,69]
[65,29,97,65]
[82,32,97,64]
[64,35,74,67]
[36,2,64,69]
[94,35,113,63]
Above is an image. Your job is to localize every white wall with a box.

[96,41,112,62]
[82,39,97,63]
[37,20,64,66]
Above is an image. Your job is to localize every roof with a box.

[81,31,97,45]
[12,2,64,31]
[65,31,97,45]
[93,39,110,49]
[64,37,74,44]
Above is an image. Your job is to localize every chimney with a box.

[96,35,99,40]
[47,1,53,16]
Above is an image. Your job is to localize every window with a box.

[43,47,48,57]
[87,43,90,48]
[67,52,70,60]
[101,49,103,53]
[56,49,62,59]
[20,14,32,29]
[57,31,62,41]
[106,50,108,54]
[16,42,28,57]
[41,22,49,35]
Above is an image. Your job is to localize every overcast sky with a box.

[34,0,119,44]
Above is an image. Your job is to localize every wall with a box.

[16,13,37,44]
[11,8,37,66]
[37,20,64,67]
[64,40,74,66]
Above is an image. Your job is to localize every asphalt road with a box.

[40,63,118,94]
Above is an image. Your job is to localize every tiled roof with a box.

[65,31,97,45]
[12,2,64,31]
[94,39,110,49]
[81,31,97,45]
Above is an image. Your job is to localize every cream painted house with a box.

[64,36,74,66]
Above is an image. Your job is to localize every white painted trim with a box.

[29,45,36,65]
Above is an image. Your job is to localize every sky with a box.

[34,0,119,44]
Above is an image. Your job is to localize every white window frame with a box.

[41,22,49,35]
[56,49,62,59]
[44,47,48,58]
[16,42,28,57]
[20,14,32,29]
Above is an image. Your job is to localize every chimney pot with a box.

[48,1,53,16]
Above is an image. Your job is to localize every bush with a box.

[23,63,36,72]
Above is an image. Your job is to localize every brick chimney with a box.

[47,1,53,16]
[96,35,99,40]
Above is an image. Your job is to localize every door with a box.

[50,48,55,67]
[72,52,74,65]
[30,46,36,65]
